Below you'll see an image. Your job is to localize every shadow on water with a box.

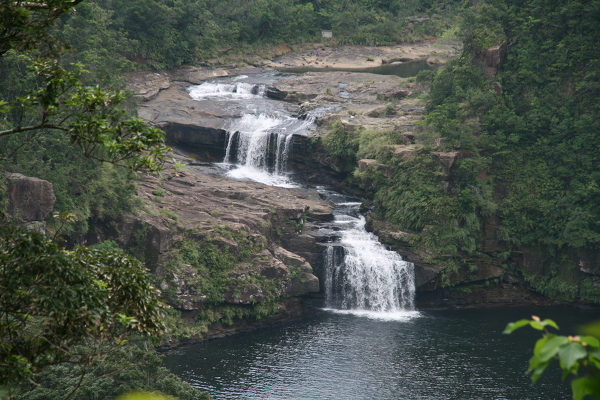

[276,60,437,77]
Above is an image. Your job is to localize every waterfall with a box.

[187,82,266,99]
[186,77,417,319]
[321,196,417,318]
[187,79,318,187]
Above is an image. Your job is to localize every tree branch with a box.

[0,123,68,136]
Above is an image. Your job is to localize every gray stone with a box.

[6,173,56,222]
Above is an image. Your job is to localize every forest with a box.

[1,0,600,398]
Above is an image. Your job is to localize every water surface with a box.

[163,306,598,400]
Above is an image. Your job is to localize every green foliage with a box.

[11,340,210,400]
[164,226,266,305]
[0,225,166,387]
[0,56,167,171]
[504,316,600,400]
[0,0,82,58]
[349,0,600,302]
[321,120,359,172]
[90,239,122,252]
[45,0,461,69]
[355,129,401,161]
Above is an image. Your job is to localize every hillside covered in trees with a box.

[345,0,600,302]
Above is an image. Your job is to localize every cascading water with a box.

[188,77,318,187]
[318,190,417,319]
[187,74,417,319]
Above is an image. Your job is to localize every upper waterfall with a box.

[187,76,317,188]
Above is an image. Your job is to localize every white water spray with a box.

[187,82,266,100]
[322,198,417,318]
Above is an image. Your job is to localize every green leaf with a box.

[503,319,530,334]
[572,377,600,400]
[530,321,545,330]
[558,343,587,370]
[528,356,551,384]
[542,319,559,330]
[533,336,551,356]
[581,336,600,349]
[537,336,568,362]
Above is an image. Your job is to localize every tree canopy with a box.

[0,0,169,392]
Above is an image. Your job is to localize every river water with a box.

[166,70,598,400]
[163,306,598,400]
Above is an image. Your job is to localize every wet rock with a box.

[265,87,288,100]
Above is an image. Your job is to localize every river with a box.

[164,68,596,400]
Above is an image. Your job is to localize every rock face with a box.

[5,173,56,233]
[117,155,334,316]
[264,41,461,69]
[474,43,507,77]
[125,72,171,101]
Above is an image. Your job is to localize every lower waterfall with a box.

[319,191,416,318]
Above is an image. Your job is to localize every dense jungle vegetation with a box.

[341,0,600,302]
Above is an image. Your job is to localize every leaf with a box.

[542,319,559,330]
[558,343,587,370]
[530,320,545,330]
[581,336,600,348]
[572,377,600,400]
[528,356,551,384]
[503,319,530,334]
[537,336,568,362]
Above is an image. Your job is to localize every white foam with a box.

[321,308,421,321]
[187,82,265,100]
[226,165,298,188]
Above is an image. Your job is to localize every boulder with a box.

[6,173,56,222]
[265,87,288,100]
[271,245,307,268]
[392,144,417,160]
[288,271,319,296]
